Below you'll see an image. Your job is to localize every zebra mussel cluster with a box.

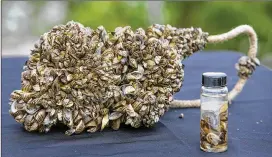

[9,21,208,135]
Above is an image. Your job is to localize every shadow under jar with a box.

[200,72,228,153]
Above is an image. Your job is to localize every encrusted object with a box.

[9,21,208,135]
[235,56,260,79]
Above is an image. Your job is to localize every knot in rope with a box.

[236,56,260,79]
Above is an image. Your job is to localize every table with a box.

[2,51,272,157]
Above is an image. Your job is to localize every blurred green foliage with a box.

[66,1,272,58]
[163,1,272,58]
[67,1,149,30]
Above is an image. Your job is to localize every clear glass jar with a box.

[200,72,228,153]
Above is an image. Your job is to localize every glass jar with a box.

[200,72,228,153]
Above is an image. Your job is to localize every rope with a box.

[170,99,200,108]
[170,25,259,108]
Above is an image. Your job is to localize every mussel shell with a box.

[201,111,220,130]
[219,103,228,113]
[121,85,136,95]
[126,71,143,80]
[25,103,40,114]
[24,115,35,126]
[109,112,123,120]
[206,132,221,146]
[25,122,39,131]
[15,113,27,123]
[111,118,121,130]
[65,129,75,136]
[101,113,109,131]
[87,127,98,133]
[200,141,211,150]
[200,119,210,134]
[75,120,85,134]
[220,111,228,121]
[34,109,46,125]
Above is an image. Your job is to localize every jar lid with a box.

[202,72,227,87]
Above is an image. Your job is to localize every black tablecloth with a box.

[2,51,272,157]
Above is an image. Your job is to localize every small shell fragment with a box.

[179,113,184,118]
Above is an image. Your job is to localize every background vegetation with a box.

[3,1,272,66]
[65,1,272,59]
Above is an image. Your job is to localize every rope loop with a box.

[170,25,259,108]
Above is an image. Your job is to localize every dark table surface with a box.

[2,51,272,157]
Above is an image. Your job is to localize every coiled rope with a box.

[170,25,259,108]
